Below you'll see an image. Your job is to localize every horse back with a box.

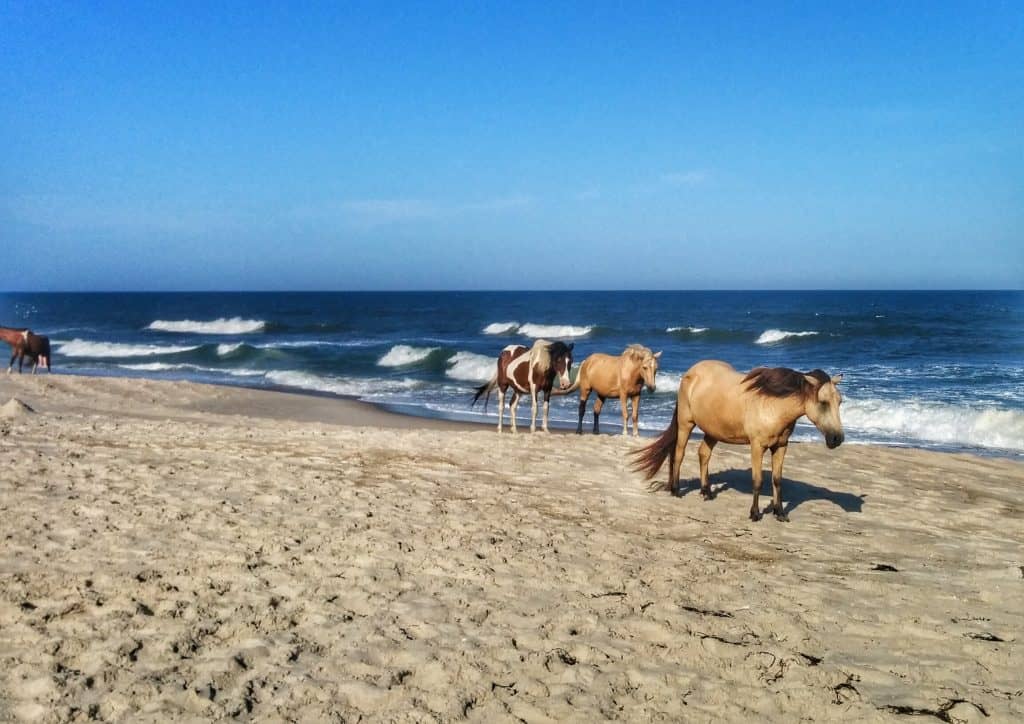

[579,353,624,395]
[681,361,751,443]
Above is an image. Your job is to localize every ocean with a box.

[3,291,1022,457]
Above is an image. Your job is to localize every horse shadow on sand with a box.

[672,468,865,517]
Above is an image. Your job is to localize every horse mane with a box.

[529,339,553,375]
[623,343,652,361]
[743,367,829,398]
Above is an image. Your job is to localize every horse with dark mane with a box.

[472,339,574,433]
[13,332,52,374]
[2,326,31,374]
[633,360,844,522]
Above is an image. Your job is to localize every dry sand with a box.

[0,374,1021,722]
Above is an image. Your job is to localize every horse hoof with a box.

[749,510,762,522]
[701,489,715,501]
[774,513,790,522]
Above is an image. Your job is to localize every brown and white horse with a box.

[472,339,575,433]
[633,360,844,522]
[13,332,52,374]
[2,326,31,374]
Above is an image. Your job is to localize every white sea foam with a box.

[118,362,264,377]
[843,398,1024,452]
[217,342,245,356]
[445,351,496,382]
[755,329,819,345]
[57,339,199,358]
[377,345,439,367]
[654,371,682,393]
[518,323,593,338]
[147,317,266,334]
[667,326,708,334]
[265,370,421,397]
[482,322,519,335]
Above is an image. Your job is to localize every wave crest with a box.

[843,398,1024,452]
[446,351,495,382]
[482,322,519,335]
[57,339,200,358]
[667,326,708,334]
[755,329,819,345]
[377,345,440,367]
[518,323,593,338]
[147,317,266,334]
[265,370,422,397]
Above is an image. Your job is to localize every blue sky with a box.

[1,1,1021,290]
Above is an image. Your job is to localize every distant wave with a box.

[667,326,708,334]
[755,329,819,345]
[265,370,422,397]
[482,321,593,338]
[654,371,682,393]
[446,351,496,382]
[377,345,440,367]
[57,339,200,358]
[844,398,1024,453]
[518,323,593,338]
[147,317,266,334]
[482,322,519,335]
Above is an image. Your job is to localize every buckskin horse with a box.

[472,339,574,433]
[633,360,844,522]
[558,344,662,436]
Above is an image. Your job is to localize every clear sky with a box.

[2,1,1021,291]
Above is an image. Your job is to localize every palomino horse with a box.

[472,339,574,433]
[2,326,31,374]
[560,344,661,436]
[13,332,52,374]
[633,360,844,522]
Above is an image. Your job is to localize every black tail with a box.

[471,375,498,412]
[630,405,679,490]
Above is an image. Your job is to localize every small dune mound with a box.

[1,398,35,418]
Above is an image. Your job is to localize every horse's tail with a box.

[471,374,498,412]
[631,404,679,489]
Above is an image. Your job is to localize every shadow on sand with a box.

[672,467,865,516]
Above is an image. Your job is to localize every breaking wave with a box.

[667,326,708,334]
[482,322,519,335]
[147,317,266,334]
[445,351,495,382]
[843,398,1024,452]
[755,329,819,345]
[518,323,593,338]
[216,342,245,356]
[118,362,264,377]
[377,345,440,367]
[57,339,200,358]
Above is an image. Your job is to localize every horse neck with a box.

[0,328,23,345]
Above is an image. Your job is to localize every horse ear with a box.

[803,374,822,388]
[831,373,843,385]
[653,351,662,359]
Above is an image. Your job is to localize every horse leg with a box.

[509,391,520,434]
[542,389,552,432]
[576,387,591,434]
[6,351,13,374]
[620,393,630,436]
[698,436,717,499]
[769,444,790,522]
[496,388,506,433]
[749,443,766,521]
[669,421,695,495]
[529,385,538,433]
[593,396,605,434]
[631,394,641,438]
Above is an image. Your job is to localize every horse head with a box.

[640,350,662,393]
[803,371,844,449]
[552,342,574,390]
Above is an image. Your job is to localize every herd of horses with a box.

[1,324,846,521]
[1,325,51,374]
[473,339,845,522]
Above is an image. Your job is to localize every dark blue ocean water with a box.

[3,291,1022,456]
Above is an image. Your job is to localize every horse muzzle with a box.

[646,384,656,394]
[826,432,844,449]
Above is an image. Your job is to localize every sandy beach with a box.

[0,374,1021,722]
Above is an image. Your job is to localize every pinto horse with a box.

[633,360,844,522]
[472,339,574,433]
[2,326,31,374]
[560,344,662,436]
[13,332,52,374]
